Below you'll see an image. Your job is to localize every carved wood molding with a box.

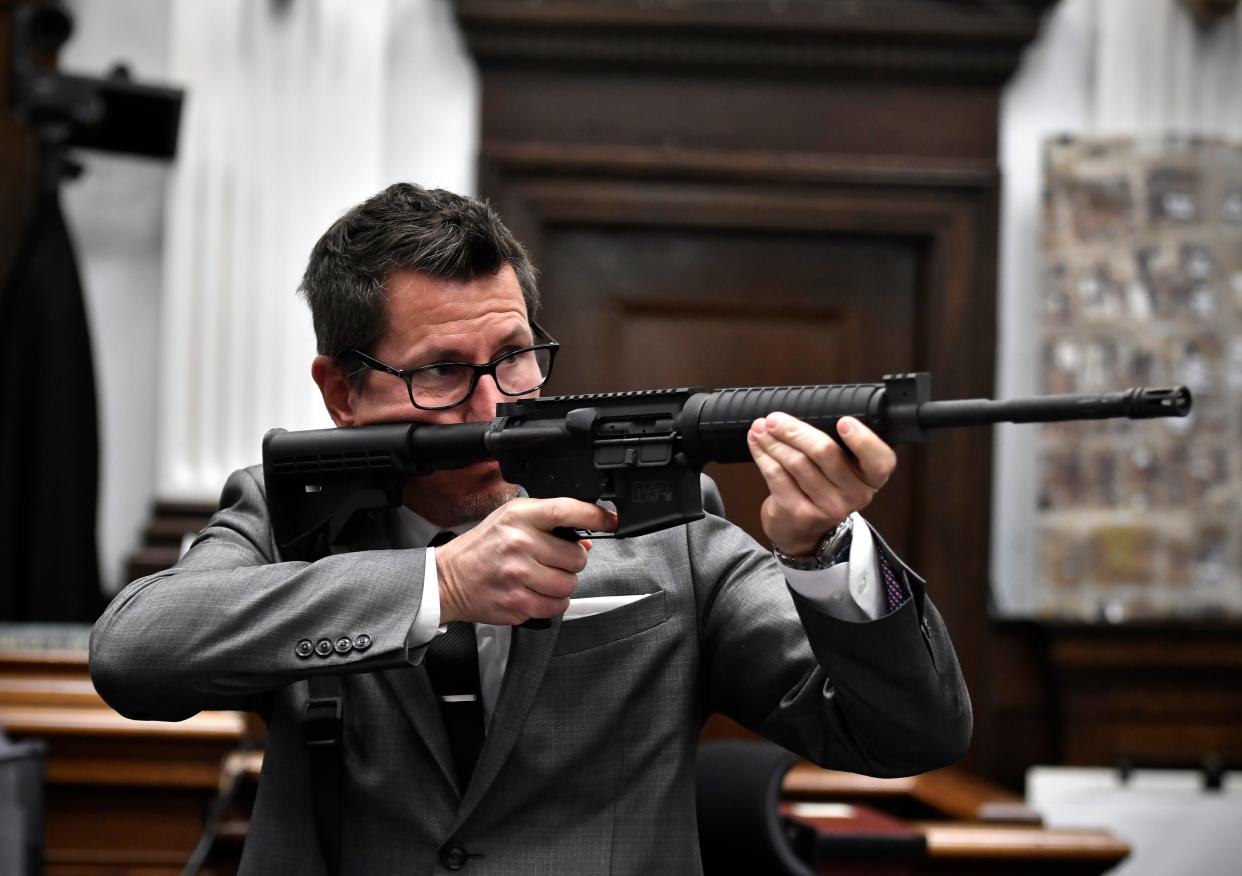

[1047,624,1242,670]
[481,173,993,326]
[456,0,1058,81]
[483,140,999,189]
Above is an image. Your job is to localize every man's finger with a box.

[750,419,848,503]
[522,567,579,601]
[525,497,618,535]
[835,416,897,488]
[749,414,883,521]
[759,412,855,485]
[747,419,815,510]
[763,412,894,491]
[513,592,572,623]
[529,532,590,574]
[750,418,856,522]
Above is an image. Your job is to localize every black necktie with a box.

[424,531,485,791]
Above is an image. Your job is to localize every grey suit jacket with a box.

[90,466,971,874]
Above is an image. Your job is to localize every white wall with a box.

[383,0,478,193]
[60,0,172,597]
[993,0,1096,616]
[62,0,479,593]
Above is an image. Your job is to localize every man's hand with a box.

[747,413,896,557]
[436,498,617,625]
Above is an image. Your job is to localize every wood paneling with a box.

[456,0,1054,781]
[539,217,920,546]
[1045,624,1242,769]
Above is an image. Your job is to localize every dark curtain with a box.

[0,160,104,621]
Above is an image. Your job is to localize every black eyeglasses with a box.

[344,321,559,411]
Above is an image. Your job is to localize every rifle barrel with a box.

[916,386,1192,429]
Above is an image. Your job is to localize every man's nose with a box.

[464,374,504,422]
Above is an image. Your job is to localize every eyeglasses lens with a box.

[408,347,553,408]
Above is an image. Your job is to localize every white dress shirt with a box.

[396,507,884,725]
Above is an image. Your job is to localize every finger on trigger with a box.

[534,497,613,534]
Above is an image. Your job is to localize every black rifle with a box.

[263,372,1191,561]
[268,371,1191,869]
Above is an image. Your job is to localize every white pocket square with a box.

[563,594,652,621]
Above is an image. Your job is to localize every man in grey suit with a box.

[91,183,971,874]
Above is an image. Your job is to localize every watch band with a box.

[772,516,854,572]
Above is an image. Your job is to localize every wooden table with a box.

[0,648,250,876]
[784,764,1130,875]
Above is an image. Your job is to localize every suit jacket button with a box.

[353,633,372,651]
[334,636,353,655]
[439,842,468,870]
[295,639,314,659]
[314,638,334,657]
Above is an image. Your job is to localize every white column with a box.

[1095,0,1242,138]
[60,0,173,591]
[157,0,379,499]
[157,0,479,501]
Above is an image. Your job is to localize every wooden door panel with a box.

[539,224,919,552]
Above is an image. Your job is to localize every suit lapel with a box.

[345,509,460,791]
[454,617,561,822]
[379,663,460,792]
[351,505,562,807]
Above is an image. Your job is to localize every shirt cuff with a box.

[782,513,885,623]
[404,546,446,655]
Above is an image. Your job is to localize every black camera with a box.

[9,1,183,159]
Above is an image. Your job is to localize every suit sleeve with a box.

[89,466,427,721]
[691,512,972,778]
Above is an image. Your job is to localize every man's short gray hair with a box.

[298,183,539,358]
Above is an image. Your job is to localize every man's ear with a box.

[312,355,357,427]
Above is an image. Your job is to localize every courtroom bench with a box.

[0,642,251,876]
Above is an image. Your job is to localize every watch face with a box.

[828,528,853,562]
[822,517,853,559]
[774,518,853,571]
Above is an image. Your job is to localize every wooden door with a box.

[539,220,920,552]
[458,0,1055,780]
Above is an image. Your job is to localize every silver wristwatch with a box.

[772,516,854,572]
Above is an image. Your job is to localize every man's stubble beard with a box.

[451,482,522,526]
[402,471,521,529]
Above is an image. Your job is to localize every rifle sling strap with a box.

[304,673,343,876]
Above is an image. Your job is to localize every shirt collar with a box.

[392,505,477,550]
